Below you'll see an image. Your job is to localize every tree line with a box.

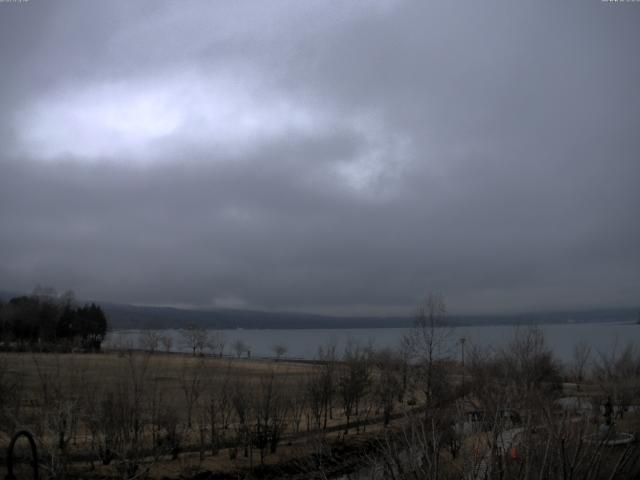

[0,289,108,351]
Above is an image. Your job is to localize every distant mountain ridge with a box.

[99,303,639,330]
[100,302,412,329]
[2,289,636,330]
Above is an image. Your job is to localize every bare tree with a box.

[31,354,86,478]
[207,330,226,357]
[124,350,151,446]
[204,362,234,456]
[570,340,592,384]
[232,339,248,358]
[252,369,290,463]
[593,341,640,420]
[148,376,165,457]
[271,343,288,360]
[156,404,184,460]
[405,292,452,410]
[231,374,253,461]
[338,341,372,434]
[179,357,206,429]
[305,368,325,431]
[87,351,152,478]
[372,348,403,427]
[500,326,562,403]
[138,330,161,353]
[317,343,337,430]
[0,354,24,435]
[160,334,173,353]
[288,380,307,433]
[180,323,208,356]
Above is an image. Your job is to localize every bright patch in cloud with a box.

[16,70,411,197]
[17,71,319,162]
[334,116,413,198]
[18,80,182,160]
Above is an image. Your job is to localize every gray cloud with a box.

[1,0,639,315]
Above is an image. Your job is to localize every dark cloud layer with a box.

[1,0,638,314]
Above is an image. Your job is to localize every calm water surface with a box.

[107,322,639,363]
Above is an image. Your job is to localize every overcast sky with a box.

[0,0,638,315]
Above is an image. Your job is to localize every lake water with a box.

[106,321,639,364]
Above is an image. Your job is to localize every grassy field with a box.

[1,351,313,402]
[2,340,639,480]
[0,350,384,479]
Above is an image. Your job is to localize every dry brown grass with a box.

[1,351,377,478]
[2,351,312,386]
[2,351,313,416]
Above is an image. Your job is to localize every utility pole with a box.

[460,337,466,390]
